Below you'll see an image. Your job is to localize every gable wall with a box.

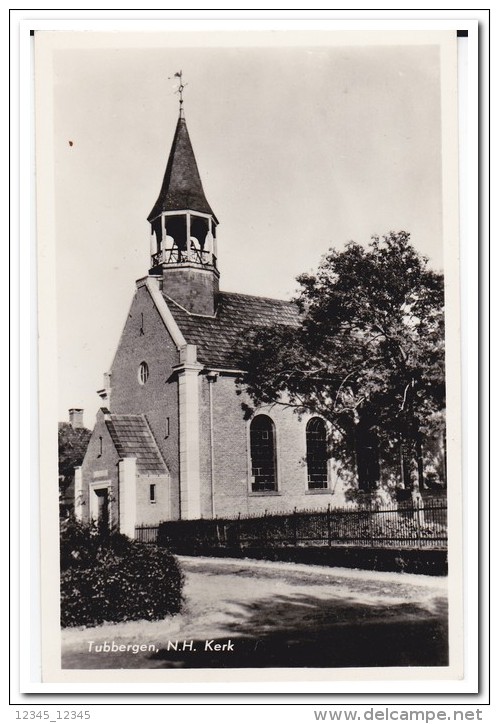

[109,285,180,520]
[80,418,120,527]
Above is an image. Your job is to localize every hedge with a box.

[60,519,184,628]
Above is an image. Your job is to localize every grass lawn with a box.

[61,556,448,670]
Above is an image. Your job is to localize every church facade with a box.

[75,105,349,536]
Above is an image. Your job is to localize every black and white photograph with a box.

[33,27,464,685]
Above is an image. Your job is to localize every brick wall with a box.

[109,285,180,519]
[135,473,171,526]
[80,412,120,528]
[162,264,219,316]
[208,374,347,517]
[91,282,350,523]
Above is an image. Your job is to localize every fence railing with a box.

[134,524,160,544]
[135,498,447,551]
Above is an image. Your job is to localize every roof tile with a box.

[106,415,167,475]
[166,290,300,369]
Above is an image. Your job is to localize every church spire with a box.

[147,115,216,222]
[147,77,220,315]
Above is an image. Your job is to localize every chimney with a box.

[69,408,84,429]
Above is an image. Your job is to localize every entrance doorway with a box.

[90,484,111,531]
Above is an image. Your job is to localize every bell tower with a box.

[148,72,219,316]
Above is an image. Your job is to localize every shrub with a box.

[60,518,184,628]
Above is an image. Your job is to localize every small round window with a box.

[138,361,149,385]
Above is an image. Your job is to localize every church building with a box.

[75,94,347,537]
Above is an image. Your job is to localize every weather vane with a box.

[169,70,187,116]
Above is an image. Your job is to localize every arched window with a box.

[306,417,328,490]
[138,361,149,385]
[250,415,277,492]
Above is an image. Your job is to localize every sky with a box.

[49,33,446,427]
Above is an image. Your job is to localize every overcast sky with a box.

[50,34,445,426]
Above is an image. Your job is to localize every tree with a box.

[58,422,91,515]
[237,231,445,498]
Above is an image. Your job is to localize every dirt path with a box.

[61,556,448,669]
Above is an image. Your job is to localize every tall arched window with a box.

[250,415,277,492]
[306,417,328,490]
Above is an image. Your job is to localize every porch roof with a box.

[105,414,167,474]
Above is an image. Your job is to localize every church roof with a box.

[165,290,300,370]
[105,414,167,474]
[148,116,216,222]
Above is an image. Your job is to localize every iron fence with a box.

[135,498,447,551]
[134,524,160,544]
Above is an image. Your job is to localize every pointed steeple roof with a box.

[148,116,217,222]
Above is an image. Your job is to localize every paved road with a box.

[61,556,448,670]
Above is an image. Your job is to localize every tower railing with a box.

[151,247,217,269]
